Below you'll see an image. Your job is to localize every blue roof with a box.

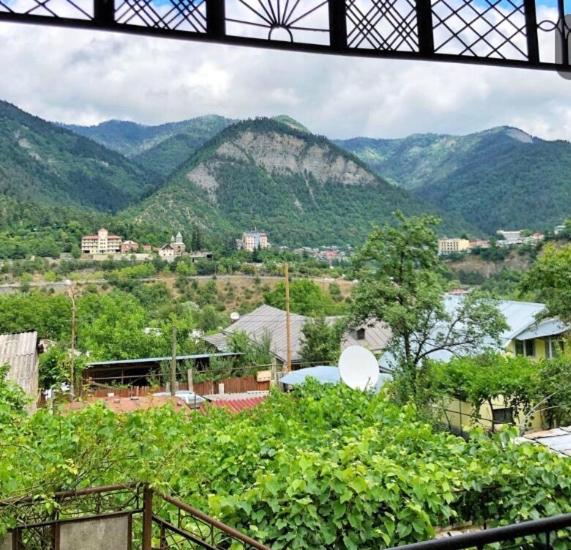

[280,366,393,392]
[515,318,570,340]
[280,366,340,386]
[380,296,547,370]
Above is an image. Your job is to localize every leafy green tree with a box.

[0,365,28,424]
[299,317,344,366]
[520,243,571,321]
[227,330,273,367]
[264,279,342,316]
[351,213,507,399]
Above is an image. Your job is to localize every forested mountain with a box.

[131,118,469,246]
[63,115,235,161]
[337,127,571,234]
[0,101,154,212]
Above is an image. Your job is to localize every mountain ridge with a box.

[130,117,472,246]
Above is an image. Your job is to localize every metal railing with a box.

[1,484,269,550]
[391,513,571,549]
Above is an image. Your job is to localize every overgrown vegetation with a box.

[2,383,571,548]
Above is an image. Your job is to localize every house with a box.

[379,296,566,371]
[121,240,139,254]
[158,233,186,262]
[0,331,40,411]
[204,304,391,367]
[81,228,122,255]
[438,238,470,255]
[158,243,176,262]
[236,231,269,252]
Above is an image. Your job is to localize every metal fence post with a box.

[142,485,153,550]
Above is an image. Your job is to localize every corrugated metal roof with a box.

[206,305,391,363]
[522,426,571,457]
[380,296,548,370]
[0,332,39,404]
[515,318,569,340]
[205,395,266,413]
[66,395,191,414]
[86,352,240,368]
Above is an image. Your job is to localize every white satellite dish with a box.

[338,345,380,391]
[230,312,240,322]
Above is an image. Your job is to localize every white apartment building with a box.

[81,228,122,255]
[438,238,471,255]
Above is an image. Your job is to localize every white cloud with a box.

[1,20,571,139]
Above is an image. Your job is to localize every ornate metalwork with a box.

[115,0,207,32]
[346,0,419,51]
[225,0,329,43]
[432,0,528,60]
[0,0,570,71]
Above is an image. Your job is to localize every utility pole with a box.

[284,263,292,373]
[66,280,77,398]
[170,326,177,396]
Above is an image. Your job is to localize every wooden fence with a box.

[89,375,270,399]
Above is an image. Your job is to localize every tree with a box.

[264,279,340,316]
[299,317,344,366]
[191,224,204,251]
[520,243,571,321]
[351,213,507,399]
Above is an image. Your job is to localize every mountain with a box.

[337,127,571,234]
[0,101,154,212]
[63,115,235,161]
[131,118,468,246]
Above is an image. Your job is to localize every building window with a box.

[356,328,366,340]
[515,339,535,357]
[546,337,565,359]
[492,407,514,425]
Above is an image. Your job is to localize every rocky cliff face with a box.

[186,128,377,201]
[131,118,460,246]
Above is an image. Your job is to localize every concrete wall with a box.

[0,533,12,550]
[59,515,130,550]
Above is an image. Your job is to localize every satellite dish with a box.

[338,346,380,391]
[230,312,240,322]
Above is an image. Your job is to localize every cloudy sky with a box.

[1,22,571,140]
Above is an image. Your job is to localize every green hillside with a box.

[337,127,571,234]
[64,115,234,162]
[131,118,470,246]
[0,101,154,212]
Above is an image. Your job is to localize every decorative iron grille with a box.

[0,0,570,72]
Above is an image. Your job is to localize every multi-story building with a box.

[237,231,269,252]
[81,228,122,255]
[438,238,470,255]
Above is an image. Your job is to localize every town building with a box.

[380,295,570,371]
[236,231,269,252]
[81,228,122,255]
[121,240,139,254]
[158,244,176,262]
[158,233,186,263]
[204,304,391,367]
[438,238,471,255]
[497,230,544,247]
[469,239,491,249]
[0,331,40,412]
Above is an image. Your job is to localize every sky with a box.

[2,22,571,140]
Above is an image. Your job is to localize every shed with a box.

[0,331,39,411]
[84,352,241,385]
